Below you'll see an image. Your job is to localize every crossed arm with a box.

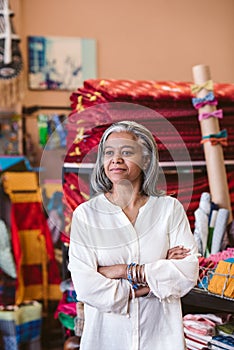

[98,245,190,298]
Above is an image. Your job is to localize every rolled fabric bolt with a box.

[209,210,218,229]
[193,192,211,255]
[211,208,229,254]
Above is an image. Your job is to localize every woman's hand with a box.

[98,265,150,299]
[133,286,150,298]
[166,245,190,259]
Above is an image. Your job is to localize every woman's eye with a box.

[104,150,113,156]
[122,151,133,156]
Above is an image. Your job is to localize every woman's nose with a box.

[111,153,123,163]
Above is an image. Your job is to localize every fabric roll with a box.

[193,193,211,255]
[211,209,229,254]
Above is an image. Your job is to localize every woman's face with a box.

[103,131,145,187]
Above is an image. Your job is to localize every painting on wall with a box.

[27,36,97,91]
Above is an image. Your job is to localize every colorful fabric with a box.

[1,171,62,305]
[0,302,42,348]
[1,172,41,203]
[64,79,234,242]
[209,335,234,349]
[208,259,234,299]
[58,312,75,330]
[183,313,222,336]
[10,201,61,304]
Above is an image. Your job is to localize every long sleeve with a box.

[68,205,131,315]
[144,199,199,300]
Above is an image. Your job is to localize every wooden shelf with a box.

[182,287,233,314]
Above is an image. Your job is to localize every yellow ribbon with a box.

[191,80,213,94]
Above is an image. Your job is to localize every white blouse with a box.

[68,194,199,350]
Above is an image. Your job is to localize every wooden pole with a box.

[192,64,232,223]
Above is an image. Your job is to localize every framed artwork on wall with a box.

[27,36,97,91]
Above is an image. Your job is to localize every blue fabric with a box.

[0,156,32,171]
[2,335,18,350]
[16,319,42,343]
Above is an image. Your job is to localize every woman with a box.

[68,120,199,350]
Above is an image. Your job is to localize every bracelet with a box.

[127,263,138,289]
[127,263,148,289]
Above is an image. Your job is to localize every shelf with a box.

[182,287,233,314]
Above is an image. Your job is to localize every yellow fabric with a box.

[16,266,25,305]
[191,80,213,94]
[208,260,234,299]
[2,172,39,192]
[8,192,41,203]
[18,230,48,309]
[19,230,47,265]
[2,172,41,203]
[23,284,62,301]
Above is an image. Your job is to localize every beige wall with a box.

[10,0,234,108]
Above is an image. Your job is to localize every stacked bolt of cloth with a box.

[63,79,234,237]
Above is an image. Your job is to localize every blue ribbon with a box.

[192,92,216,107]
[202,129,227,140]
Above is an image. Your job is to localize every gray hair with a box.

[91,120,163,196]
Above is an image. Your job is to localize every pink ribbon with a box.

[198,109,223,121]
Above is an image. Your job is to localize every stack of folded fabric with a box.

[183,313,232,350]
[208,257,234,300]
[68,79,234,162]
[0,301,42,350]
[63,79,234,235]
[207,319,234,349]
[198,248,234,291]
[208,335,234,349]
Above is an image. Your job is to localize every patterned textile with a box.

[1,172,62,305]
[0,302,42,350]
[10,202,62,305]
[68,79,234,161]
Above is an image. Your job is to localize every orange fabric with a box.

[208,260,234,299]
